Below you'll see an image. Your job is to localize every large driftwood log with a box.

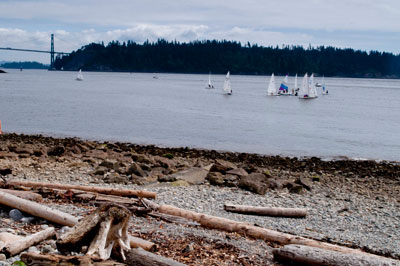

[125,247,187,266]
[273,244,400,266]
[7,180,156,199]
[21,252,127,266]
[0,190,78,226]
[0,188,42,201]
[129,236,156,252]
[142,199,386,256]
[224,203,307,218]
[57,204,131,261]
[2,227,55,257]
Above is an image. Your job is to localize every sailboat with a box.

[223,71,232,95]
[205,72,214,89]
[76,69,84,81]
[322,76,328,94]
[278,74,293,96]
[293,74,299,95]
[267,73,279,96]
[299,73,318,99]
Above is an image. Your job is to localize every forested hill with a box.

[1,61,49,69]
[54,40,400,78]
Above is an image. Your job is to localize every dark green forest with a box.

[54,40,400,78]
[1,61,49,69]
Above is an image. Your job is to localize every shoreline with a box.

[0,132,399,264]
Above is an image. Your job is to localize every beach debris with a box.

[5,180,157,199]
[2,227,55,257]
[0,190,78,226]
[223,204,307,218]
[125,247,187,266]
[0,188,42,201]
[273,244,400,266]
[57,204,131,261]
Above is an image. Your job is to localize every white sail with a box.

[267,73,277,95]
[206,72,214,88]
[299,73,308,97]
[223,71,232,94]
[294,74,298,90]
[76,69,84,81]
[308,74,318,98]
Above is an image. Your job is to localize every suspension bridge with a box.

[0,34,70,69]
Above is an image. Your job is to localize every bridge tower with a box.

[50,34,55,69]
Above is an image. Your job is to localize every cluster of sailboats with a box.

[206,71,327,98]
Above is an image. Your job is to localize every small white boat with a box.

[223,71,232,95]
[299,73,318,99]
[267,73,279,96]
[76,69,84,81]
[205,72,214,89]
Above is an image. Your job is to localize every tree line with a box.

[1,61,49,69]
[54,39,400,78]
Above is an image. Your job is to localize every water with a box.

[1,69,399,161]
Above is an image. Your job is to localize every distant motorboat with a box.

[76,69,84,81]
[223,71,232,95]
[315,82,322,87]
[267,73,279,96]
[205,72,214,89]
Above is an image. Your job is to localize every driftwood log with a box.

[223,204,307,218]
[2,227,55,257]
[0,190,78,226]
[125,247,187,266]
[142,199,389,256]
[57,204,131,261]
[0,188,42,201]
[21,252,127,266]
[273,244,400,266]
[129,236,156,252]
[7,180,156,199]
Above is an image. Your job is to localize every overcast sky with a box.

[1,0,400,64]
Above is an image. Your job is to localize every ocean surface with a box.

[1,69,399,161]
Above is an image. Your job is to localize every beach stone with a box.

[127,162,146,177]
[0,168,12,176]
[21,217,35,223]
[226,168,248,177]
[130,174,147,185]
[154,156,175,169]
[93,166,108,176]
[238,173,269,195]
[28,246,40,253]
[295,176,312,191]
[0,253,5,261]
[224,174,240,187]
[132,153,155,164]
[207,172,224,186]
[167,167,208,185]
[99,160,119,171]
[210,159,236,174]
[104,173,127,184]
[289,184,304,194]
[14,146,34,154]
[169,180,190,187]
[47,145,65,156]
[267,179,285,190]
[9,209,24,221]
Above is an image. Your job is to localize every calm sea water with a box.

[1,69,399,161]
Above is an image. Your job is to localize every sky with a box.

[1,0,400,64]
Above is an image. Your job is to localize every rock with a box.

[28,246,40,254]
[182,243,194,253]
[154,156,176,169]
[203,164,214,171]
[0,151,18,159]
[21,217,35,223]
[104,173,128,184]
[224,174,240,187]
[312,175,321,182]
[295,177,312,191]
[18,153,30,158]
[238,173,269,195]
[210,159,237,174]
[47,146,65,156]
[41,224,49,230]
[226,168,248,177]
[14,146,34,154]
[130,174,147,185]
[289,184,304,194]
[85,149,108,160]
[206,172,225,186]
[0,253,5,261]
[92,166,108,176]
[132,153,155,164]
[42,244,53,254]
[99,160,120,171]
[166,167,208,185]
[9,209,24,221]
[127,162,146,177]
[267,179,285,190]
[0,168,12,176]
